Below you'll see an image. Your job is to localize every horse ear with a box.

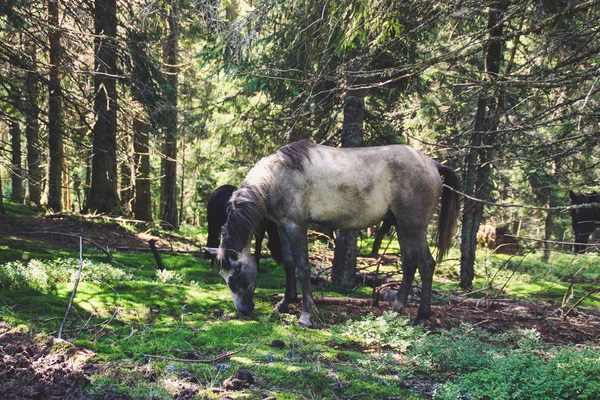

[227,249,239,262]
[202,247,218,256]
[569,190,577,203]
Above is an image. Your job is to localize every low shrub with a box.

[0,258,133,293]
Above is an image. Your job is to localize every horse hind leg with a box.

[392,233,436,326]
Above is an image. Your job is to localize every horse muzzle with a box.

[235,301,255,316]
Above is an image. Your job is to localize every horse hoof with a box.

[391,300,406,314]
[275,300,290,314]
[412,315,430,326]
[298,313,312,327]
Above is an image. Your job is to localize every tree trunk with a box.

[459,3,505,290]
[86,0,120,214]
[542,206,553,261]
[459,98,487,289]
[10,121,24,203]
[24,37,42,207]
[120,139,133,215]
[128,27,154,222]
[159,0,179,229]
[0,169,5,214]
[332,55,366,288]
[47,0,63,212]
[133,116,153,221]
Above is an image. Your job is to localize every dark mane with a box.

[275,140,315,173]
[220,140,315,250]
[222,185,267,250]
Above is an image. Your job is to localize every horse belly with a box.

[306,177,392,230]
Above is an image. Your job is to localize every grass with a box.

[1,211,600,398]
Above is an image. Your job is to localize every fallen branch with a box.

[143,347,245,364]
[148,239,165,271]
[58,236,84,339]
[270,294,387,307]
[24,231,116,262]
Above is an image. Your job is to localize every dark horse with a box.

[205,185,283,267]
[205,140,460,326]
[569,190,600,253]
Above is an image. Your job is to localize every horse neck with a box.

[222,187,268,251]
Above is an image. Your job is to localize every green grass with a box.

[1,212,600,399]
[1,200,45,217]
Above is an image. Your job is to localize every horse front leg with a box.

[575,229,591,253]
[254,226,265,271]
[274,227,298,314]
[283,222,315,327]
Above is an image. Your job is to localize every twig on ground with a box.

[91,282,121,340]
[24,231,116,262]
[58,236,84,339]
[149,239,165,271]
[143,346,246,364]
[270,293,384,307]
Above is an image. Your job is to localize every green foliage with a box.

[396,324,600,400]
[0,258,132,293]
[333,311,424,351]
[435,345,600,400]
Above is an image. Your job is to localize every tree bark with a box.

[120,140,133,215]
[10,120,24,203]
[0,170,5,214]
[459,3,505,290]
[47,0,63,212]
[133,117,153,221]
[128,28,154,222]
[332,54,366,288]
[159,0,179,229]
[86,0,120,214]
[24,37,42,207]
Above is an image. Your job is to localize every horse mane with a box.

[274,140,315,173]
[222,140,315,249]
[223,185,267,250]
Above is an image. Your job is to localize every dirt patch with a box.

[0,214,201,254]
[284,295,600,345]
[0,323,94,400]
[426,297,600,344]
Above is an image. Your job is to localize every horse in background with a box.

[205,185,283,268]
[205,140,460,327]
[569,190,600,253]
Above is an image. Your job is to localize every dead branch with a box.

[270,293,387,307]
[58,236,84,339]
[143,346,246,364]
[23,231,116,262]
[148,239,165,271]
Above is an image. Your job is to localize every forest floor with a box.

[1,213,599,399]
[0,212,202,254]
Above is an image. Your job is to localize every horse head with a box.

[203,246,257,316]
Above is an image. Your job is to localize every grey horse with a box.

[205,140,460,326]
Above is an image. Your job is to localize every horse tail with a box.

[436,163,461,263]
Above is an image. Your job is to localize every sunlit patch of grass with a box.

[2,201,45,216]
[1,205,599,400]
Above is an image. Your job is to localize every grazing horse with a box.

[569,191,600,253]
[205,140,460,326]
[205,185,283,268]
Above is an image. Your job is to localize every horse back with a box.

[266,144,442,230]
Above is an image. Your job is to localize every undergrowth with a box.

[0,222,599,399]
